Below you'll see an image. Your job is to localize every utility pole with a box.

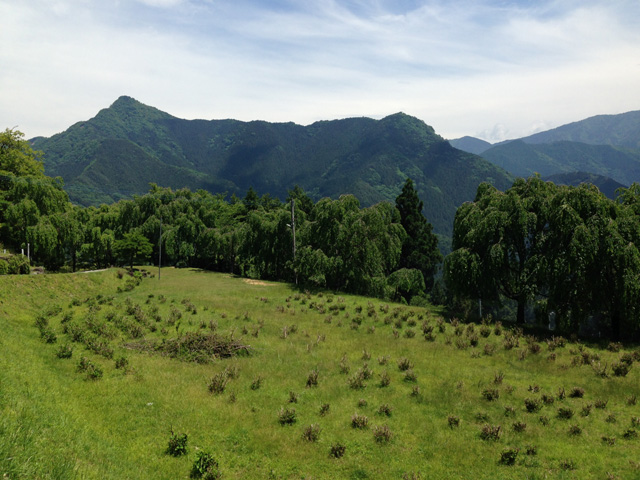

[291,199,297,284]
[158,218,162,280]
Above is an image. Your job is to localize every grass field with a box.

[1,267,639,479]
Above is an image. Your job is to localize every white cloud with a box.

[1,0,639,140]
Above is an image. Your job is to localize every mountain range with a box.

[31,96,514,238]
[450,110,640,191]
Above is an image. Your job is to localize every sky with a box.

[1,0,640,143]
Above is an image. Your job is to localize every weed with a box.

[557,407,574,420]
[483,343,496,356]
[632,417,640,428]
[568,424,582,436]
[404,329,416,339]
[250,376,263,390]
[319,403,330,416]
[301,424,321,442]
[339,354,350,374]
[541,394,554,406]
[628,395,637,406]
[448,415,460,428]
[524,398,541,413]
[377,404,393,417]
[512,421,527,433]
[373,424,393,443]
[608,342,623,352]
[208,372,229,395]
[348,373,365,390]
[56,344,73,359]
[612,361,631,377]
[581,404,593,417]
[606,414,617,423]
[403,370,417,383]
[115,356,128,370]
[475,412,489,423]
[525,445,537,456]
[569,387,585,398]
[278,407,297,425]
[397,357,413,371]
[479,424,502,441]
[306,368,319,388]
[351,413,369,429]
[493,371,504,385]
[358,398,368,407]
[559,459,575,471]
[288,391,298,404]
[329,442,346,459]
[361,349,371,360]
[602,436,616,446]
[503,406,516,417]
[499,447,519,466]
[166,429,188,457]
[539,416,550,426]
[190,451,221,479]
[482,388,500,401]
[557,387,566,400]
[379,370,391,387]
[623,428,638,439]
[377,355,389,365]
[410,386,421,397]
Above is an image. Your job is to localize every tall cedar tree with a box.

[395,178,442,291]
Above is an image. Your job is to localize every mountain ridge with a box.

[31,96,514,237]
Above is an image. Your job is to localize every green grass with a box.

[1,268,639,479]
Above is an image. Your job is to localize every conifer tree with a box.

[395,178,442,291]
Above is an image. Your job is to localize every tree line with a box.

[0,129,440,304]
[444,176,640,340]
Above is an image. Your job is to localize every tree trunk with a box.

[516,298,525,325]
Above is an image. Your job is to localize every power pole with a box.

[291,199,297,284]
[158,218,162,280]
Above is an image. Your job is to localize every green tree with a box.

[444,177,555,324]
[114,230,153,270]
[395,178,441,292]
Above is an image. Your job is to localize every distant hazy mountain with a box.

[542,172,625,199]
[519,110,640,149]
[31,96,513,236]
[448,136,492,155]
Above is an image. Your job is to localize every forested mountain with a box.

[31,96,513,236]
[480,140,640,186]
[518,110,640,148]
[448,136,492,155]
[542,172,625,200]
[448,110,640,189]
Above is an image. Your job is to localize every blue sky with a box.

[1,0,639,142]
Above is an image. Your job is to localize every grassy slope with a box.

[1,269,639,479]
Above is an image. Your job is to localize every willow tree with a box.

[444,177,555,324]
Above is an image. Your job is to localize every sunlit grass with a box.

[1,267,638,479]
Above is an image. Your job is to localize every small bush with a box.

[166,430,188,456]
[499,447,519,466]
[379,370,391,387]
[559,459,575,471]
[403,370,417,383]
[250,376,262,390]
[56,344,73,359]
[479,424,502,441]
[351,413,369,429]
[190,451,221,479]
[623,428,638,439]
[482,389,500,401]
[373,424,393,443]
[448,415,460,428]
[512,421,527,433]
[568,424,582,436]
[301,424,321,442]
[377,404,393,417]
[612,361,631,377]
[329,442,346,459]
[569,387,585,398]
[557,407,574,420]
[278,407,297,425]
[398,357,413,371]
[306,368,319,388]
[208,372,229,395]
[524,398,541,413]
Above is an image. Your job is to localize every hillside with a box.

[519,110,640,149]
[32,96,514,236]
[481,140,640,186]
[448,136,492,155]
[542,172,626,200]
[2,268,639,479]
